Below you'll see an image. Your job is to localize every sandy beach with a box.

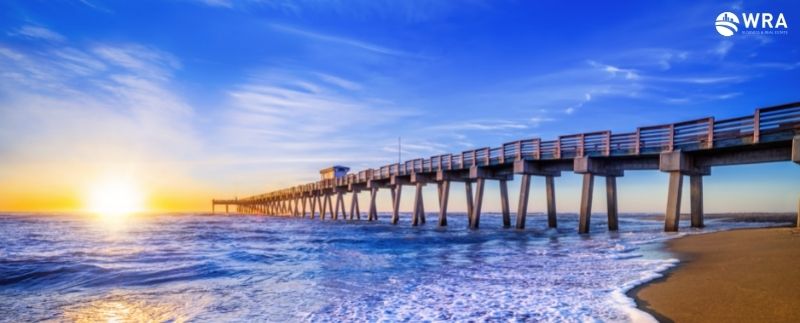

[632,226,800,322]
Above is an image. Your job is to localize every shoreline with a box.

[629,226,800,322]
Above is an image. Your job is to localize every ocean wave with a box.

[0,213,777,322]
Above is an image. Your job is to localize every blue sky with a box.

[0,0,798,213]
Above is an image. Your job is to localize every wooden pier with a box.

[213,101,800,232]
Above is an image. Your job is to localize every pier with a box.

[213,101,800,232]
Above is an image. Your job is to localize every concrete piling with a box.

[391,186,402,224]
[367,187,377,221]
[606,176,618,231]
[350,190,361,220]
[545,176,557,228]
[465,182,474,228]
[412,182,424,226]
[438,180,450,226]
[499,179,511,228]
[515,174,531,229]
[690,175,704,228]
[665,172,683,232]
[578,173,594,234]
[469,178,485,229]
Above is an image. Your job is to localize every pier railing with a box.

[238,102,800,201]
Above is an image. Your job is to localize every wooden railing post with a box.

[516,140,522,160]
[578,134,585,157]
[668,124,675,152]
[754,108,761,143]
[604,131,611,156]
[707,117,714,148]
[635,128,641,154]
[555,138,561,159]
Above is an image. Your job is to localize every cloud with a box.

[270,24,420,58]
[8,25,65,42]
[587,60,639,80]
[92,45,181,79]
[315,73,362,91]
[648,75,747,84]
[216,69,420,175]
[713,40,734,57]
[0,41,205,210]
[428,120,528,132]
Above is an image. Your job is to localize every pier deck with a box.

[213,101,800,232]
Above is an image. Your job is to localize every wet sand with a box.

[631,227,800,323]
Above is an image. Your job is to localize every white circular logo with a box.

[715,12,739,36]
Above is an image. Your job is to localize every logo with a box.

[715,12,739,36]
[715,11,788,37]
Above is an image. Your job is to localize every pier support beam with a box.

[575,157,624,233]
[438,181,450,226]
[606,176,619,231]
[665,172,683,232]
[419,186,426,224]
[546,175,557,228]
[368,187,378,221]
[391,186,402,224]
[469,178,485,229]
[327,194,335,219]
[660,150,710,231]
[690,175,704,228]
[310,195,318,219]
[500,179,511,228]
[322,194,332,220]
[516,174,531,229]
[350,191,361,220]
[412,182,425,226]
[578,173,594,234]
[301,196,307,218]
[319,195,327,219]
[335,192,346,220]
[465,182,474,228]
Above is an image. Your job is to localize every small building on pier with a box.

[320,165,350,180]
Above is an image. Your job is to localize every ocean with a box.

[0,212,775,322]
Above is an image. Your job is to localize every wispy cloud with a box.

[8,25,65,42]
[315,73,362,91]
[270,23,421,58]
[712,40,734,57]
[216,69,420,176]
[428,120,529,132]
[0,41,205,206]
[648,75,747,84]
[587,60,639,80]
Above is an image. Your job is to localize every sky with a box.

[0,0,798,214]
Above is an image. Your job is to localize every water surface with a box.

[0,212,772,322]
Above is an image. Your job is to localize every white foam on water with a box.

[1,213,787,322]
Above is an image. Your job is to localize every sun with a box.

[85,177,145,218]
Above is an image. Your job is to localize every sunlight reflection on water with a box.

[0,213,780,322]
[63,295,186,323]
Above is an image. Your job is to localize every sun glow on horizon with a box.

[85,176,146,218]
